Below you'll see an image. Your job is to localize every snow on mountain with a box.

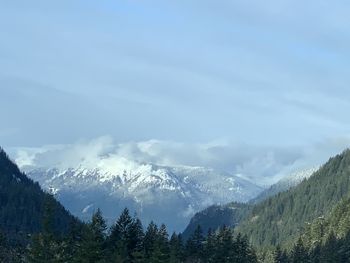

[277,167,318,187]
[23,161,262,233]
[250,167,319,204]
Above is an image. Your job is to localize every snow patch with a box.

[82,204,94,214]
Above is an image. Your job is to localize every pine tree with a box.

[128,218,145,262]
[144,221,159,260]
[159,224,170,260]
[0,230,8,262]
[150,246,165,263]
[150,224,170,263]
[274,245,288,263]
[203,229,216,263]
[185,225,204,263]
[339,231,350,262]
[27,196,61,263]
[235,234,258,263]
[109,208,133,246]
[0,232,21,263]
[77,209,107,263]
[169,233,184,263]
[309,243,321,263]
[108,208,134,261]
[291,237,309,263]
[215,226,234,263]
[64,220,85,262]
[322,232,339,263]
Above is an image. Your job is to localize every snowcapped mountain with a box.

[23,162,263,233]
[250,167,318,204]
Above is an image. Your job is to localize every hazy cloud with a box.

[1,0,350,189]
[1,1,350,148]
[8,136,350,186]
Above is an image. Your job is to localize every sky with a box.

[1,1,350,184]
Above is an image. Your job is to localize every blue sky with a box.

[1,0,350,152]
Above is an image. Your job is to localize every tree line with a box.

[236,149,350,250]
[25,207,258,263]
[271,232,350,263]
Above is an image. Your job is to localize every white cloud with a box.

[8,136,350,186]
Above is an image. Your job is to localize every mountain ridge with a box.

[182,167,317,238]
[23,162,262,233]
[0,147,79,245]
[236,149,350,249]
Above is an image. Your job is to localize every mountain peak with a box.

[23,162,262,233]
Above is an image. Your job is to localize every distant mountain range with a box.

[22,163,262,233]
[15,149,320,234]
[3,146,350,262]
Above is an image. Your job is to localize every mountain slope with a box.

[182,167,317,238]
[250,167,318,204]
[0,148,78,244]
[182,202,251,240]
[236,149,350,249]
[301,195,350,248]
[24,163,262,233]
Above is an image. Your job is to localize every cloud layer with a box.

[1,1,350,148]
[9,136,350,186]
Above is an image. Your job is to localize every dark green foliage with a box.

[182,202,251,240]
[0,229,23,262]
[212,226,235,263]
[108,208,140,261]
[185,225,204,261]
[63,220,85,262]
[169,233,184,263]
[291,194,350,262]
[270,180,350,263]
[144,221,159,260]
[237,149,350,249]
[128,218,145,261]
[27,197,66,263]
[108,212,145,262]
[309,232,350,263]
[154,224,170,262]
[273,245,288,263]
[301,196,350,248]
[77,209,107,263]
[234,233,258,263]
[290,238,309,263]
[277,229,350,263]
[183,226,257,263]
[181,148,350,261]
[143,223,171,263]
[24,209,258,263]
[203,229,216,263]
[0,147,78,245]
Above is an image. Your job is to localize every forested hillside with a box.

[0,148,79,245]
[237,149,350,249]
[183,169,318,240]
[301,195,350,247]
[182,202,251,240]
[262,195,350,262]
[24,208,258,263]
